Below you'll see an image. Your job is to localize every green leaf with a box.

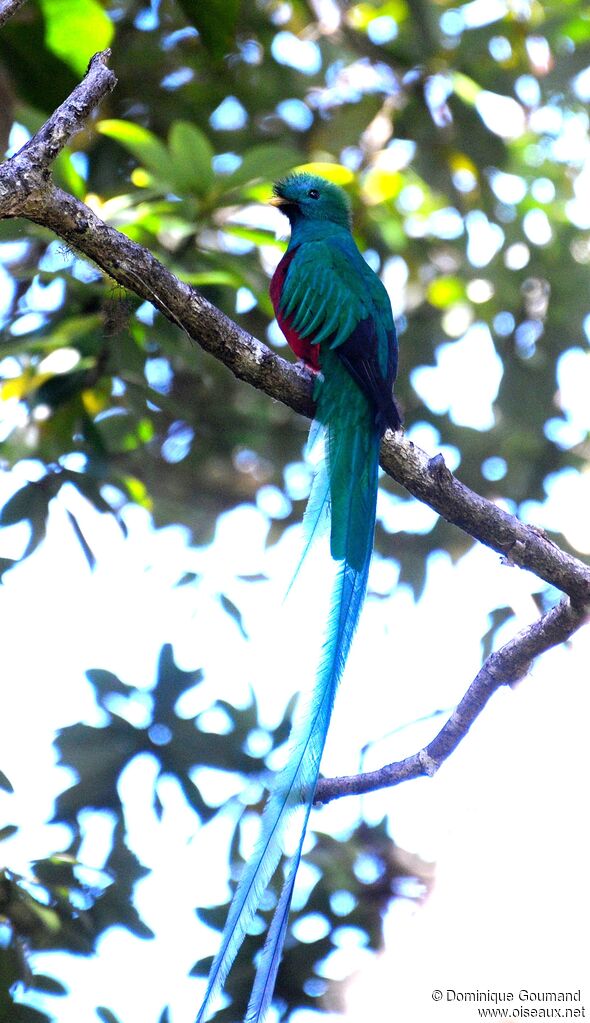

[97,1011,123,1023]
[0,825,17,841]
[168,121,215,196]
[39,0,114,76]
[190,953,217,977]
[97,120,177,187]
[219,594,248,639]
[53,150,87,199]
[30,974,67,996]
[0,15,77,113]
[92,823,153,939]
[174,772,210,820]
[74,475,124,519]
[214,692,258,735]
[65,509,96,570]
[0,770,14,793]
[4,1005,55,1022]
[34,369,89,408]
[197,904,230,932]
[312,95,382,154]
[177,571,199,586]
[0,480,58,559]
[53,718,145,821]
[561,14,590,43]
[0,484,40,527]
[220,145,302,192]
[95,410,154,454]
[176,0,240,60]
[178,270,242,287]
[86,669,130,698]
[153,643,204,702]
[452,70,482,105]
[427,276,466,308]
[32,855,80,886]
[271,693,298,748]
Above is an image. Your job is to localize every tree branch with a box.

[316,596,587,803]
[0,52,588,611]
[1,48,589,803]
[379,445,590,606]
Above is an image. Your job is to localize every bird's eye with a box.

[308,188,320,199]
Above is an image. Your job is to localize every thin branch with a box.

[0,52,588,610]
[316,597,587,803]
[27,50,116,165]
[0,50,117,201]
[0,0,27,29]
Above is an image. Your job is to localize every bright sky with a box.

[1,403,589,1022]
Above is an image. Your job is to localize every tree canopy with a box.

[0,0,589,1020]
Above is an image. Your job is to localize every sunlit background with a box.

[1,0,590,1021]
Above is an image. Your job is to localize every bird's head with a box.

[271,173,352,230]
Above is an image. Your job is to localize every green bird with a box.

[196,173,401,1023]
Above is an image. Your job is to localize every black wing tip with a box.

[376,397,403,434]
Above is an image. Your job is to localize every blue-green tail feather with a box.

[196,356,379,1023]
[245,550,373,1022]
[284,435,330,601]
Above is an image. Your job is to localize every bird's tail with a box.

[196,354,379,1023]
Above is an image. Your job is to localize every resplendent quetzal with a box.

[197,173,401,1023]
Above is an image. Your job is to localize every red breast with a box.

[270,248,320,372]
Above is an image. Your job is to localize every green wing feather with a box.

[280,236,394,373]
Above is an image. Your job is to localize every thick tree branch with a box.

[20,182,314,417]
[379,445,590,606]
[0,52,588,610]
[0,48,589,803]
[316,596,587,803]
[0,52,116,180]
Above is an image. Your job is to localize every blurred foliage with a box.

[2,0,590,584]
[192,819,432,1021]
[1,639,431,1019]
[0,820,149,1021]
[1,0,590,1017]
[57,644,430,1021]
